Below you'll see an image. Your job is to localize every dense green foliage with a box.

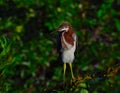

[0,0,120,93]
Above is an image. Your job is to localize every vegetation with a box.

[0,0,120,93]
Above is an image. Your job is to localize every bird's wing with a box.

[72,32,78,51]
[72,33,78,46]
[56,31,63,63]
[56,31,63,54]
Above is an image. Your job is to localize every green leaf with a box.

[81,89,89,93]
[116,20,120,31]
[80,83,87,88]
[97,9,103,18]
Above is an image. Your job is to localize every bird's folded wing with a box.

[56,32,63,53]
[72,33,78,50]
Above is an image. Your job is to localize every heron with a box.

[56,22,77,80]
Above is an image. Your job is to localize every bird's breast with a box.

[62,41,76,63]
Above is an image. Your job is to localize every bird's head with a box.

[57,22,71,32]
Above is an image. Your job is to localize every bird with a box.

[56,22,77,80]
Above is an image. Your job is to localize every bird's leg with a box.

[63,63,66,81]
[69,63,75,79]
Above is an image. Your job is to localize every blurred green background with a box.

[0,0,120,93]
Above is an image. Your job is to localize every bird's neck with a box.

[63,30,74,46]
[64,29,74,37]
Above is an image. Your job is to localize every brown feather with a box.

[64,28,74,46]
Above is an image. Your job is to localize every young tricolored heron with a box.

[56,22,77,80]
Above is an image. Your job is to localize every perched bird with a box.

[56,22,77,79]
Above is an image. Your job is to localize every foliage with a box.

[0,0,120,93]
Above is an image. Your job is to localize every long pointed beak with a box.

[50,30,57,35]
[50,27,65,35]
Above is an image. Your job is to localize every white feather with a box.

[62,41,76,63]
